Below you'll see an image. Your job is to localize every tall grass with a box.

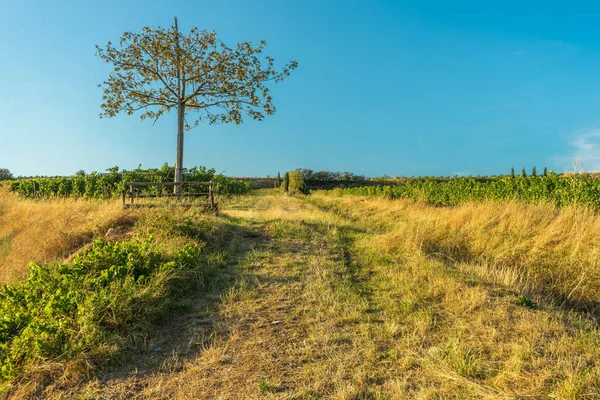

[315,191,600,307]
[0,187,125,283]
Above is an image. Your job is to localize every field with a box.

[1,186,600,398]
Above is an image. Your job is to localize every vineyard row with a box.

[326,174,600,210]
[5,166,251,199]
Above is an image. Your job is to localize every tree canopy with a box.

[96,23,298,128]
[96,19,297,191]
[0,168,14,181]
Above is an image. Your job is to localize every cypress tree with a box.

[521,167,527,178]
[510,167,515,179]
[283,172,290,192]
[543,167,547,176]
[532,166,537,177]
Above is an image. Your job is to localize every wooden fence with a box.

[122,181,217,211]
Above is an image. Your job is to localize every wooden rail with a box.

[122,181,217,212]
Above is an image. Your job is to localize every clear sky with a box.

[2,0,600,177]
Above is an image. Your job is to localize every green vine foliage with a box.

[329,174,600,211]
[0,237,218,380]
[8,164,251,199]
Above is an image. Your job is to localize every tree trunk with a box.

[174,101,184,194]
[173,16,184,195]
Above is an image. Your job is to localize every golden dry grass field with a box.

[2,188,600,399]
[0,186,127,284]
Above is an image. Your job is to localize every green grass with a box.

[0,235,10,254]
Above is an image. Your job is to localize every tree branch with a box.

[141,48,180,98]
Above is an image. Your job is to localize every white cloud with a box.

[563,130,600,172]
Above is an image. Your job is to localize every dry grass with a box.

[5,189,600,398]
[312,193,600,306]
[307,192,600,397]
[0,186,129,283]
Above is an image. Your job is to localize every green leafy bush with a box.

[517,295,537,308]
[0,237,217,380]
[214,174,252,196]
[288,171,306,195]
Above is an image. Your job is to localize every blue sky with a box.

[2,0,600,177]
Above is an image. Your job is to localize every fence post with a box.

[209,181,215,210]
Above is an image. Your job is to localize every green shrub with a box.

[0,236,218,380]
[288,171,305,195]
[517,295,537,308]
[213,174,252,196]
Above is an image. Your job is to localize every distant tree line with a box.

[0,168,13,181]
[280,169,370,194]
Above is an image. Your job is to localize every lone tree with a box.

[97,18,297,192]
